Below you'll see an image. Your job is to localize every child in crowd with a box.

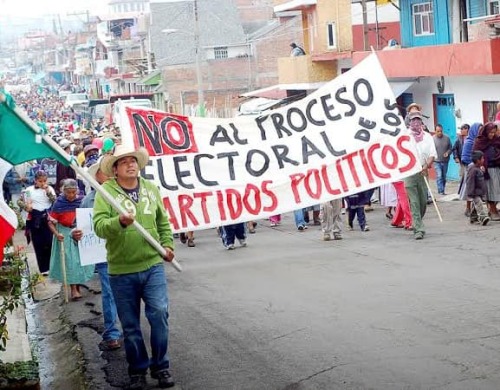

[466,151,490,225]
[345,189,372,232]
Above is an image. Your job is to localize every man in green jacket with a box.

[93,145,175,390]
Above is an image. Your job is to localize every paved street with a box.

[27,185,500,390]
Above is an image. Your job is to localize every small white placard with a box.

[76,208,107,266]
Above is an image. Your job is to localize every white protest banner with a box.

[76,208,107,266]
[116,53,421,232]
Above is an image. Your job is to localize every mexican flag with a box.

[0,158,17,264]
[0,89,70,264]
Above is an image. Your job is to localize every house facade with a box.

[353,0,500,180]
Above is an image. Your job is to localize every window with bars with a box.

[412,2,434,36]
[489,0,500,15]
[214,47,228,59]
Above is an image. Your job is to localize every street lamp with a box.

[161,0,205,116]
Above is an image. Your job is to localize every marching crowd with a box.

[3,80,500,390]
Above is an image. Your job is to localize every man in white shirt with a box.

[405,111,438,240]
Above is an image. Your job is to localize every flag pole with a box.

[0,94,182,272]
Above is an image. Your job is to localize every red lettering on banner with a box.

[304,169,322,199]
[193,191,212,224]
[216,190,227,221]
[290,173,306,203]
[261,181,278,212]
[358,149,375,184]
[243,184,261,215]
[320,165,341,196]
[397,136,418,173]
[335,160,349,192]
[178,195,199,227]
[342,153,361,188]
[367,143,391,179]
[226,189,243,219]
[381,145,398,169]
[163,197,180,231]
[127,108,199,156]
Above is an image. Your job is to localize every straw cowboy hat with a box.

[100,145,149,177]
[87,156,104,181]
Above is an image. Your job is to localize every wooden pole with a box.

[361,0,369,51]
[58,230,69,303]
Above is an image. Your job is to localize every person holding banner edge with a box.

[93,145,175,390]
[405,111,437,240]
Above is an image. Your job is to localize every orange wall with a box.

[352,22,401,51]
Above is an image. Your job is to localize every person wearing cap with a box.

[71,157,122,351]
[93,145,175,389]
[405,111,437,240]
[404,102,422,127]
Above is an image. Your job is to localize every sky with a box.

[0,0,108,18]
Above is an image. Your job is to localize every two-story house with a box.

[354,0,500,180]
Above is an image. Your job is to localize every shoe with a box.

[248,227,256,234]
[239,239,247,247]
[363,225,370,232]
[173,233,179,239]
[364,206,374,212]
[151,369,175,389]
[390,223,404,228]
[179,233,187,244]
[491,213,500,221]
[125,375,147,390]
[481,216,490,226]
[225,243,235,250]
[297,225,305,231]
[322,233,331,241]
[187,238,195,247]
[270,222,277,227]
[333,232,343,240]
[427,199,433,205]
[385,213,393,220]
[41,271,49,277]
[414,232,424,240]
[99,339,121,351]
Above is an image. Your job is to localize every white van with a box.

[65,93,89,109]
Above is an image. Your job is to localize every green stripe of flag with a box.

[0,89,69,166]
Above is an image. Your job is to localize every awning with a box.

[137,70,161,86]
[388,80,417,97]
[274,0,317,13]
[241,81,325,99]
[238,97,284,115]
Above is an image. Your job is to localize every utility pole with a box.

[361,0,369,51]
[193,0,205,116]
